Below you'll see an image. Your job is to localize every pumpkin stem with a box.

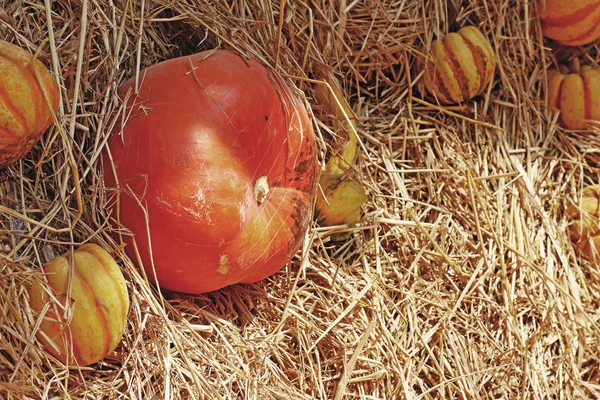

[254,176,269,203]
[569,58,580,74]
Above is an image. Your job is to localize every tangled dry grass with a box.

[1,0,600,398]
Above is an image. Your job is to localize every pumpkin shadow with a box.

[544,38,599,65]
[161,282,278,331]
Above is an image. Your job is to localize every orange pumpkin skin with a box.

[540,0,600,46]
[103,50,319,294]
[28,244,130,366]
[0,40,60,168]
[547,63,600,130]
[422,26,496,104]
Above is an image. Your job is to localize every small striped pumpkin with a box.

[540,0,600,46]
[547,59,600,130]
[28,244,130,366]
[422,26,496,104]
[0,39,59,169]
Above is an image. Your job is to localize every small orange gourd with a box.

[547,59,600,130]
[540,0,600,46]
[421,26,496,104]
[0,39,59,168]
[28,244,129,366]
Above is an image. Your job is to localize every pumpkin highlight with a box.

[422,26,496,104]
[28,244,129,366]
[0,39,59,168]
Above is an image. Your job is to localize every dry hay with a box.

[1,0,600,399]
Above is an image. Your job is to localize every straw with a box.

[0,0,599,398]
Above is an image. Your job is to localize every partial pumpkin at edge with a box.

[540,0,600,46]
[547,61,600,130]
[0,39,60,168]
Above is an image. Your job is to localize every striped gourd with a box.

[28,244,130,366]
[540,0,600,46]
[547,59,600,130]
[0,39,59,168]
[422,26,496,105]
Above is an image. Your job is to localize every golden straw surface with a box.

[0,0,599,399]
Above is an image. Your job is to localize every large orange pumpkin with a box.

[28,244,130,366]
[0,39,60,168]
[421,26,496,104]
[547,59,600,130]
[103,50,318,294]
[539,0,600,46]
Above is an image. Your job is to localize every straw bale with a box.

[0,0,599,398]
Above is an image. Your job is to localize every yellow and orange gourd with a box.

[0,39,59,168]
[422,26,496,104]
[547,59,600,130]
[314,75,367,241]
[540,0,600,46]
[566,184,600,258]
[28,244,129,366]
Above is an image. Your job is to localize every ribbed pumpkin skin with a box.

[422,26,496,104]
[547,65,600,130]
[540,0,600,46]
[566,184,600,258]
[0,39,59,168]
[28,244,129,366]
